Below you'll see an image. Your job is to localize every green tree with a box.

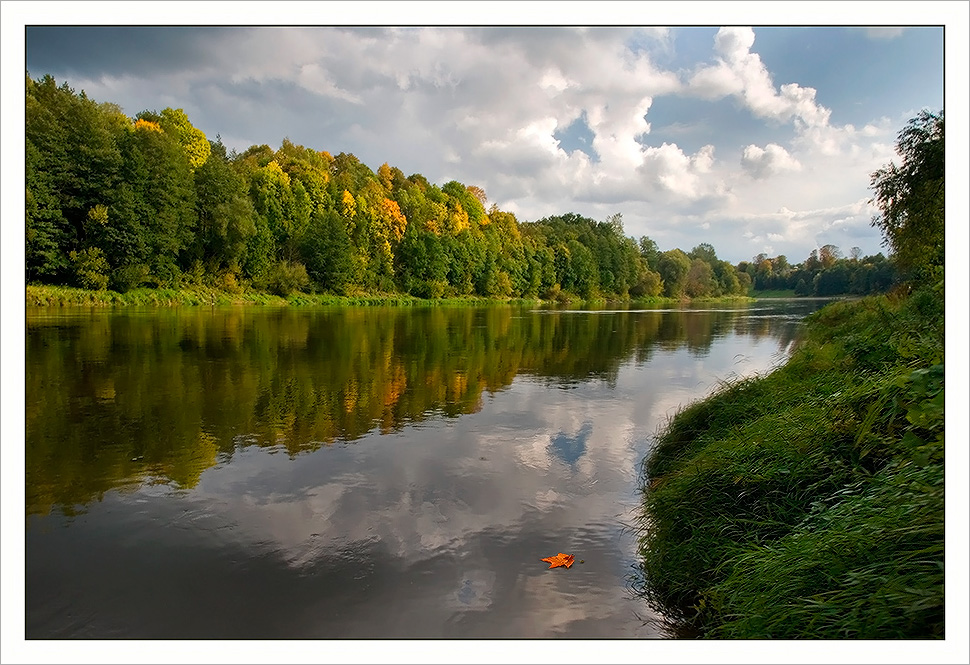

[712,260,743,296]
[442,180,486,228]
[630,260,663,298]
[814,263,851,296]
[658,249,691,298]
[870,109,944,283]
[157,107,211,169]
[192,139,255,274]
[639,236,661,272]
[26,75,123,280]
[302,209,354,294]
[68,246,109,290]
[395,224,448,297]
[684,258,717,297]
[26,139,69,282]
[112,116,197,284]
[688,243,719,265]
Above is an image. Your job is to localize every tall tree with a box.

[157,107,211,169]
[639,236,661,272]
[26,75,123,280]
[869,109,944,283]
[111,117,197,285]
[302,209,354,294]
[192,138,255,273]
[658,249,691,298]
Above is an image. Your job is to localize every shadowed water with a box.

[25,300,828,638]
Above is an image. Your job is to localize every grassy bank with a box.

[25,284,495,308]
[26,284,749,309]
[636,286,944,638]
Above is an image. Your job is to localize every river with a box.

[24,300,829,640]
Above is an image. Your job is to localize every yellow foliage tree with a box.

[377,162,394,192]
[444,200,470,235]
[133,118,162,132]
[424,201,447,235]
[340,189,357,219]
[159,107,211,169]
[377,197,408,243]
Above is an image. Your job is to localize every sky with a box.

[11,6,956,265]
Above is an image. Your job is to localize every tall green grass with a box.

[636,287,944,638]
[27,284,753,309]
[25,284,288,307]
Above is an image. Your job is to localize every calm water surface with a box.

[25,300,828,639]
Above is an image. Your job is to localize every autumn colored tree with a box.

[684,258,717,297]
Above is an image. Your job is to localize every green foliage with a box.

[27,74,123,281]
[636,286,945,638]
[870,110,944,284]
[264,260,310,297]
[192,139,256,271]
[26,140,69,281]
[684,258,717,297]
[157,107,211,169]
[745,249,898,297]
[111,263,151,293]
[657,249,691,298]
[69,247,109,290]
[302,209,355,294]
[28,74,859,306]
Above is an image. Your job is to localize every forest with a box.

[26,74,897,302]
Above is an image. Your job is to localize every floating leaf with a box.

[540,552,575,569]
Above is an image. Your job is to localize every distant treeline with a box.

[737,247,898,297]
[26,74,896,300]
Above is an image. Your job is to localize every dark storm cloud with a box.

[25,26,223,78]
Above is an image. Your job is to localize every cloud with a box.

[635,143,717,199]
[687,27,831,128]
[741,143,801,179]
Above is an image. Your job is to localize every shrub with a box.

[69,247,109,291]
[111,264,151,293]
[265,261,310,296]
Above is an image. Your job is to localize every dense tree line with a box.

[26,74,902,300]
[736,246,899,297]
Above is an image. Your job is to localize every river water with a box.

[24,300,828,640]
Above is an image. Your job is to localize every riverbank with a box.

[26,284,433,307]
[25,284,753,309]
[635,286,944,638]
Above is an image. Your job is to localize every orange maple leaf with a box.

[540,552,575,569]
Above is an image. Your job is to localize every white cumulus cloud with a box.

[688,27,831,128]
[741,143,802,179]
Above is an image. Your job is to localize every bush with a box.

[111,264,151,293]
[265,261,310,297]
[69,247,109,291]
[216,270,243,295]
